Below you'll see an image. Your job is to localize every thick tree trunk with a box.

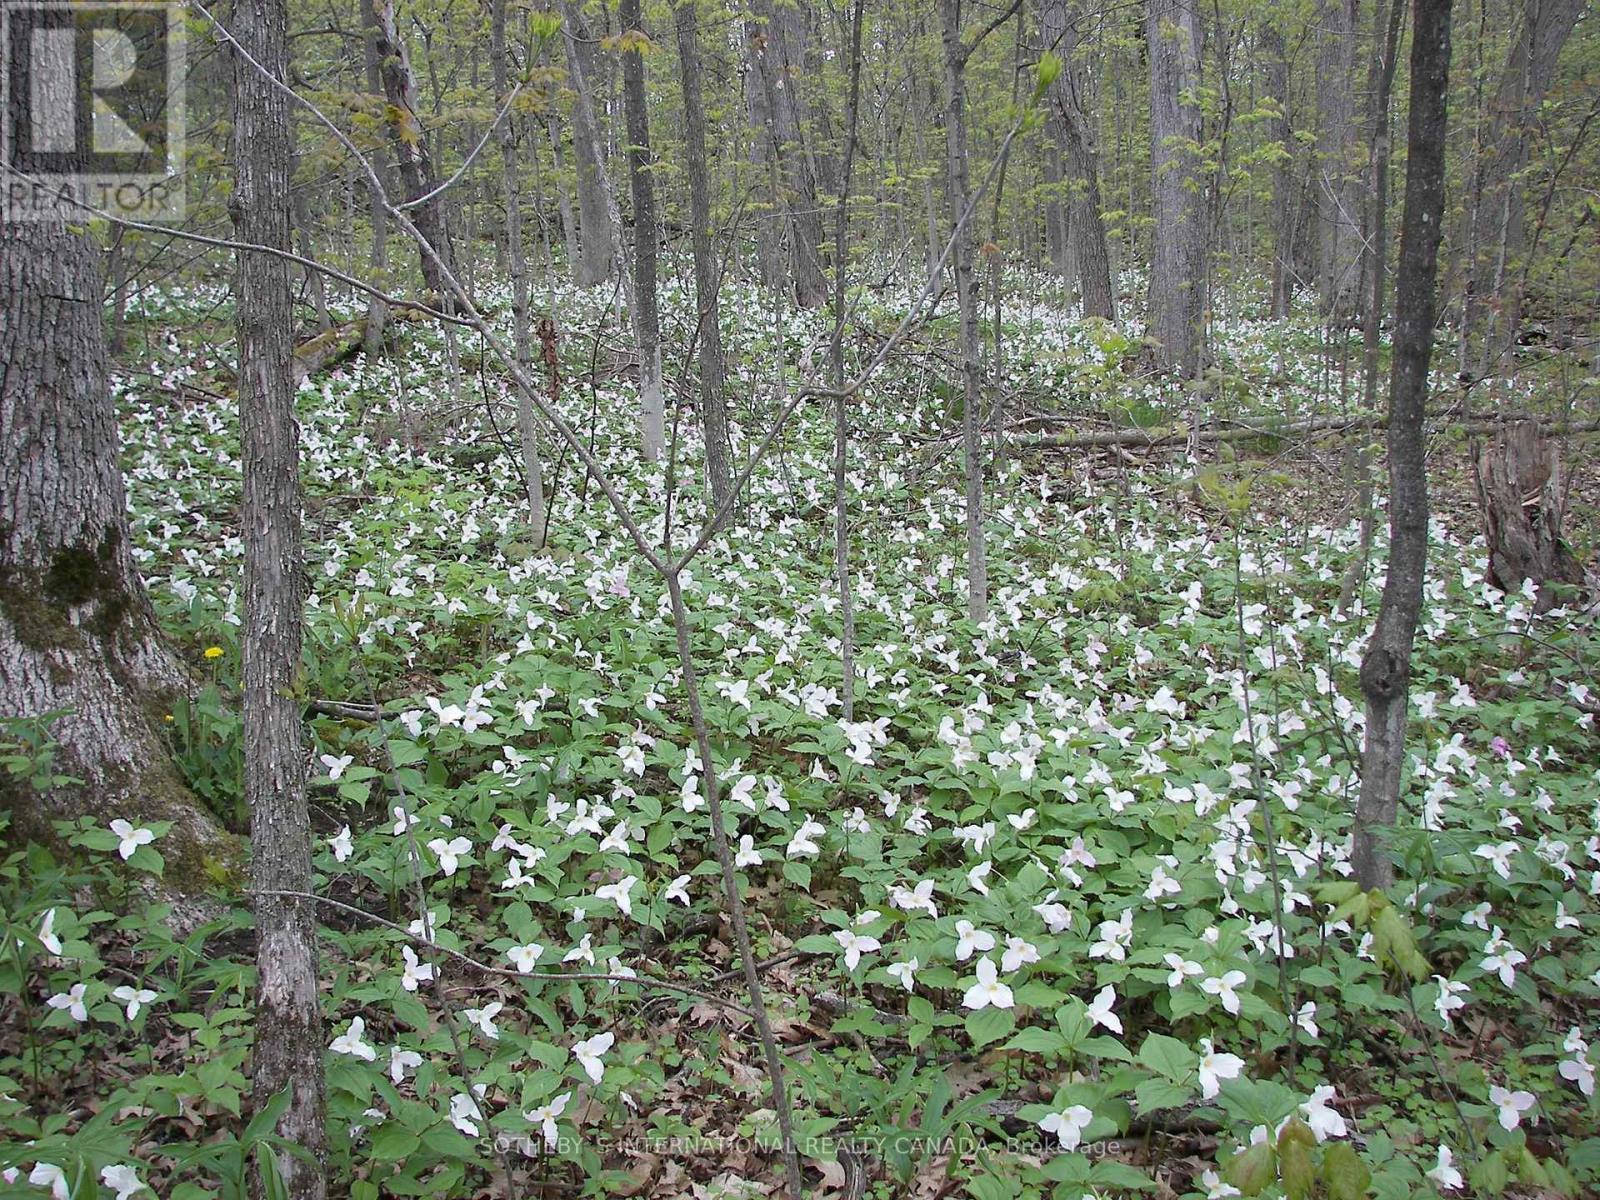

[1471,424,1587,613]
[0,221,236,890]
[560,0,616,288]
[940,0,988,625]
[371,0,454,299]
[673,0,735,519]
[1146,0,1208,375]
[744,15,790,295]
[231,0,328,1192]
[620,0,667,461]
[493,0,548,538]
[1353,0,1453,893]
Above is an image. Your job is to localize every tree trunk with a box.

[744,14,790,295]
[359,0,392,357]
[0,219,236,892]
[620,0,667,462]
[1353,0,1454,893]
[940,0,988,624]
[1040,0,1116,323]
[1471,423,1587,613]
[750,0,829,308]
[1460,0,1586,373]
[370,0,454,300]
[1315,0,1362,320]
[560,0,616,288]
[673,0,735,520]
[231,0,328,1193]
[1146,0,1207,375]
[1263,20,1297,318]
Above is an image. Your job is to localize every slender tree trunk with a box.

[1353,0,1454,892]
[1316,0,1363,319]
[494,0,548,540]
[1460,0,1585,372]
[832,0,864,722]
[370,0,454,299]
[230,0,328,1191]
[940,0,988,624]
[548,111,583,276]
[673,0,734,519]
[744,14,790,294]
[750,0,829,307]
[1146,0,1207,375]
[560,0,616,288]
[620,0,666,461]
[359,0,391,357]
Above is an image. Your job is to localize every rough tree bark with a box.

[231,0,328,1191]
[1459,0,1586,373]
[371,0,454,299]
[1315,0,1362,319]
[749,0,829,307]
[1471,423,1587,613]
[0,219,236,889]
[1263,19,1298,319]
[673,0,735,518]
[1146,0,1207,375]
[492,0,549,538]
[1353,0,1454,893]
[940,0,988,624]
[619,0,667,461]
[1039,0,1116,322]
[744,13,790,295]
[560,0,617,288]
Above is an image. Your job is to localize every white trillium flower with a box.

[109,818,155,860]
[46,983,88,1023]
[331,1017,377,1061]
[833,928,881,971]
[524,1092,571,1150]
[572,1031,615,1083]
[1426,1145,1464,1191]
[1300,1085,1348,1140]
[954,919,995,962]
[886,958,919,991]
[428,835,472,876]
[36,908,63,956]
[100,1165,147,1200]
[463,1001,503,1040]
[1086,985,1122,1034]
[1038,1104,1094,1150]
[329,826,353,862]
[1488,1084,1536,1130]
[389,1048,423,1084]
[111,985,157,1021]
[1196,1037,1244,1099]
[507,943,545,974]
[29,1164,69,1200]
[320,753,354,780]
[400,945,434,992]
[962,956,1013,1010]
[1201,970,1248,1015]
[1001,936,1040,974]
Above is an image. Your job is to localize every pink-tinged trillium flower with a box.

[524,1092,571,1150]
[572,1031,615,1083]
[954,920,995,962]
[331,1017,377,1060]
[1201,970,1248,1015]
[1427,1145,1464,1191]
[833,929,881,971]
[1196,1038,1244,1099]
[961,956,1013,1010]
[1038,1104,1095,1150]
[1490,736,1511,760]
[1488,1085,1536,1130]
[109,819,155,860]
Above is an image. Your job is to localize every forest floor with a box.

[6,275,1600,1200]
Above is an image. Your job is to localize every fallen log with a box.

[1019,413,1600,451]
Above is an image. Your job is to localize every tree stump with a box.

[1470,422,1588,613]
